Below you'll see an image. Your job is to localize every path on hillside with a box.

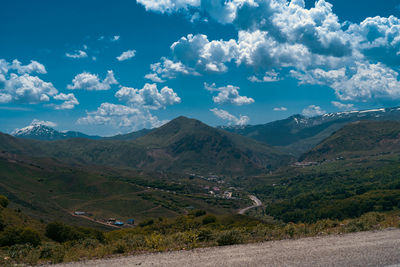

[55,228,400,267]
[238,195,263,215]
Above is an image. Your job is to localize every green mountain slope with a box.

[300,121,400,161]
[134,116,292,174]
[1,117,292,175]
[0,153,246,227]
[223,107,400,157]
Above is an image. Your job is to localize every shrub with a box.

[202,215,216,225]
[216,229,243,246]
[197,228,213,241]
[0,216,5,232]
[20,228,41,247]
[45,222,104,243]
[112,240,127,254]
[0,227,41,247]
[0,195,9,208]
[189,209,206,217]
[139,219,154,227]
[45,222,81,243]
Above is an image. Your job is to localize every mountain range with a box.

[222,107,400,156]
[2,116,291,175]
[12,106,400,158]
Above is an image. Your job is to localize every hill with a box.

[0,152,249,228]
[2,117,293,175]
[133,116,292,174]
[102,129,152,141]
[300,120,400,162]
[223,107,400,156]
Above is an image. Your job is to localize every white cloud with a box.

[3,73,58,104]
[144,73,166,83]
[53,93,79,110]
[210,108,250,126]
[138,1,400,103]
[0,93,12,103]
[292,62,400,101]
[116,50,136,61]
[10,60,47,74]
[112,35,120,42]
[146,57,199,81]
[115,83,181,110]
[66,50,88,59]
[0,59,57,104]
[77,102,165,131]
[205,83,254,105]
[67,70,118,91]
[249,70,280,83]
[137,0,200,14]
[30,119,57,128]
[331,101,355,111]
[273,107,287,111]
[302,105,326,117]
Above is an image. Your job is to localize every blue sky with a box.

[1,0,400,136]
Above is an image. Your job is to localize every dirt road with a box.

[238,195,262,215]
[55,228,400,267]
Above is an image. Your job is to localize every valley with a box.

[2,108,400,265]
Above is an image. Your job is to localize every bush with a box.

[0,216,5,232]
[46,222,79,243]
[45,222,104,243]
[0,195,9,208]
[0,227,41,247]
[20,228,41,247]
[139,219,154,227]
[189,209,206,217]
[202,215,216,225]
[216,229,243,246]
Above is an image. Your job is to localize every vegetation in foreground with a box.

[0,193,399,266]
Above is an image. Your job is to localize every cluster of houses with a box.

[106,218,135,227]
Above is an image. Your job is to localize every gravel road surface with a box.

[56,228,400,267]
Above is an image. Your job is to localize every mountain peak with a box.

[12,121,100,141]
[12,123,56,138]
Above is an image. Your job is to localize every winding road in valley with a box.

[238,195,263,215]
[55,228,400,267]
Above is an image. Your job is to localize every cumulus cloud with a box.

[144,73,166,83]
[0,93,12,103]
[77,102,165,131]
[249,70,280,83]
[145,57,200,82]
[137,0,200,14]
[115,83,181,110]
[112,35,120,42]
[273,106,287,111]
[302,105,326,117]
[53,93,79,110]
[205,83,254,105]
[331,101,355,111]
[67,70,118,91]
[10,60,47,74]
[0,59,57,104]
[66,50,88,59]
[292,62,400,101]
[116,50,136,61]
[139,0,400,103]
[210,108,250,126]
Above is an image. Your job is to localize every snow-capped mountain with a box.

[12,121,100,141]
[222,106,400,156]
